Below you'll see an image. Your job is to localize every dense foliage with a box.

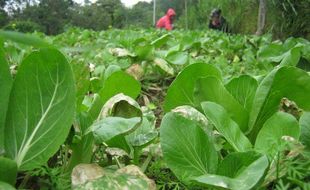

[1,0,309,38]
[0,28,309,189]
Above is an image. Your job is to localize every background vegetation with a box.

[0,0,309,39]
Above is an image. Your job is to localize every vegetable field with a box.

[0,28,310,190]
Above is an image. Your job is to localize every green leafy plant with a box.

[88,93,158,165]
[1,28,309,189]
[0,48,76,186]
[161,63,310,189]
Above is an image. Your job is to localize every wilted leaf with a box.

[126,64,144,80]
[117,165,155,190]
[88,71,141,122]
[73,164,155,190]
[109,48,134,57]
[172,106,209,130]
[98,93,141,119]
[154,58,174,75]
[72,164,105,187]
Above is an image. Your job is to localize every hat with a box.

[210,8,221,18]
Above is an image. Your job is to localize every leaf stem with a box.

[141,153,152,173]
[133,148,141,165]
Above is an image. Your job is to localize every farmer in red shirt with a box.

[156,8,176,31]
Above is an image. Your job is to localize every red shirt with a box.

[156,9,176,31]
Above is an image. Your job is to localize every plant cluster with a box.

[0,29,309,189]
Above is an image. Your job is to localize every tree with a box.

[256,0,266,35]
[96,0,125,28]
[270,0,310,39]
[126,1,153,28]
[0,0,8,27]
[38,0,73,34]
[70,0,125,30]
[12,0,73,34]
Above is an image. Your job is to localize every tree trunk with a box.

[256,0,266,35]
[184,0,188,30]
[153,0,156,26]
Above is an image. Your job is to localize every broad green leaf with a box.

[100,71,141,108]
[90,77,102,93]
[132,37,147,46]
[255,112,300,158]
[257,39,301,64]
[109,96,141,151]
[4,49,76,170]
[216,151,262,177]
[0,181,15,190]
[225,75,258,112]
[104,65,121,81]
[193,154,269,190]
[279,46,302,66]
[91,117,140,143]
[248,67,310,141]
[201,102,252,152]
[160,111,218,183]
[181,35,201,51]
[0,157,17,185]
[164,63,222,112]
[300,112,310,150]
[96,94,143,151]
[151,34,171,48]
[135,44,154,60]
[126,117,158,148]
[165,51,189,65]
[67,94,100,168]
[67,96,102,172]
[106,135,131,154]
[195,77,249,132]
[71,62,90,112]
[297,57,310,71]
[67,112,95,172]
[0,30,51,48]
[0,49,12,154]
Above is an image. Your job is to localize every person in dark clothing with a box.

[209,9,230,33]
